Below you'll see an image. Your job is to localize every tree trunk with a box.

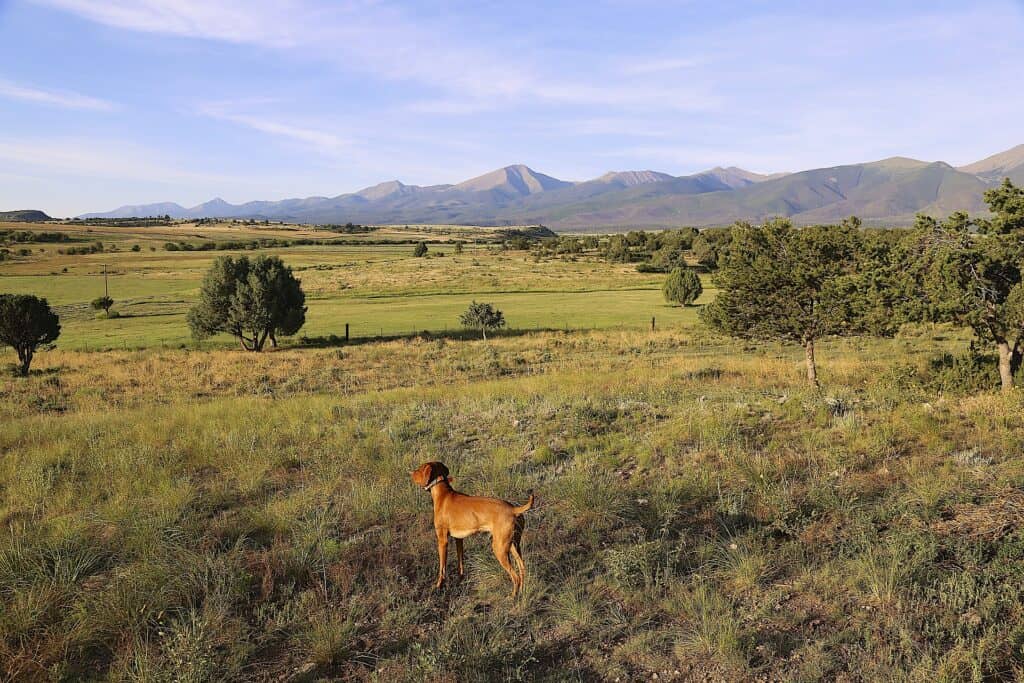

[997,340,1014,393]
[804,338,818,387]
[481,327,487,341]
[269,331,278,348]
[16,347,31,377]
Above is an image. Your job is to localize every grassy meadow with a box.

[4,222,1024,681]
[0,221,704,349]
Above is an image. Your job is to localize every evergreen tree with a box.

[702,219,868,386]
[0,294,60,376]
[188,255,306,351]
[662,267,703,306]
[906,181,1024,391]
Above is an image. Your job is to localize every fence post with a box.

[651,316,656,332]
[345,323,349,342]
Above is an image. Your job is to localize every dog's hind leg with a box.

[510,520,526,592]
[491,533,520,597]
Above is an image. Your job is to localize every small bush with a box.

[663,267,703,306]
[922,348,1003,394]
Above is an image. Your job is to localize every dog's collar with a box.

[423,476,447,491]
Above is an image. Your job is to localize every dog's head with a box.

[411,461,449,490]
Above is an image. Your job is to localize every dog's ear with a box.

[433,462,450,480]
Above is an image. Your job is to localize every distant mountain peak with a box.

[356,180,412,201]
[454,164,571,195]
[959,143,1024,177]
[865,156,931,170]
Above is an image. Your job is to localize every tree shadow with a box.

[294,326,569,348]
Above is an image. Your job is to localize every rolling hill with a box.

[0,209,54,222]
[78,145,1022,230]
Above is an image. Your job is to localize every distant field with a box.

[0,221,709,350]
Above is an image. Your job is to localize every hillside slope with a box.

[0,209,53,222]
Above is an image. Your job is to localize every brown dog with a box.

[411,461,533,597]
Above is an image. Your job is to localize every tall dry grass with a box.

[2,328,1024,680]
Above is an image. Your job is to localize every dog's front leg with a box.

[455,538,465,578]
[435,528,448,590]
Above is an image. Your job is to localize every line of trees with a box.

[703,179,1024,391]
[4,180,1023,389]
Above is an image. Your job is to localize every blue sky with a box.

[1,0,1023,216]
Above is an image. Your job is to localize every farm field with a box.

[0,222,706,349]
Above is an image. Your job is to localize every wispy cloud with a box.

[197,103,350,150]
[0,78,116,111]
[33,0,718,112]
[0,136,235,183]
[618,57,704,75]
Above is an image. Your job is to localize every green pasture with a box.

[0,238,711,350]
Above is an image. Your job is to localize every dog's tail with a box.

[512,490,535,516]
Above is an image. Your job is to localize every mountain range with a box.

[79,144,1024,230]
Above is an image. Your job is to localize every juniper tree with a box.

[701,218,873,386]
[460,301,505,340]
[188,255,306,351]
[0,294,60,376]
[907,179,1024,391]
[662,267,703,306]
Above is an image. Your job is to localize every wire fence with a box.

[70,317,671,352]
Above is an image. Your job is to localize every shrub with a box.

[459,301,506,340]
[413,242,428,257]
[662,267,703,306]
[91,296,114,314]
[922,347,1003,394]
